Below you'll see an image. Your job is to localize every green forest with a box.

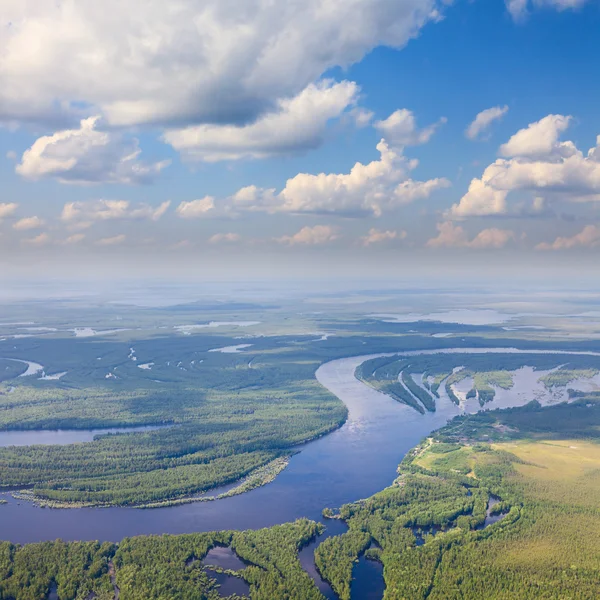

[315,396,600,599]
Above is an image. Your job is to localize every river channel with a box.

[0,348,599,596]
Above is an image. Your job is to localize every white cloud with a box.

[276,225,338,245]
[427,222,515,249]
[374,109,446,147]
[63,233,86,245]
[61,199,170,229]
[499,114,574,159]
[13,216,44,231]
[449,177,510,218]
[465,105,509,140]
[450,116,600,218]
[0,0,447,128]
[22,233,50,246]
[0,203,18,221]
[208,233,241,244]
[164,80,360,162]
[176,197,216,219]
[233,140,450,217]
[536,225,600,250]
[96,234,126,246]
[6,151,17,161]
[507,0,590,21]
[360,228,405,246]
[16,117,170,184]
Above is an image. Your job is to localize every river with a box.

[0,348,598,597]
[0,348,598,544]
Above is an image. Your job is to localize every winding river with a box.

[0,348,598,545]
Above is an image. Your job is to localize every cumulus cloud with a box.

[507,0,590,21]
[360,228,405,246]
[0,0,448,128]
[449,115,600,219]
[208,233,241,244]
[16,117,170,185]
[536,224,600,250]
[498,114,573,159]
[176,197,216,219]
[427,222,515,249]
[232,140,450,217]
[96,234,126,246]
[0,203,18,221]
[374,109,446,147]
[61,199,170,229]
[164,80,360,162]
[13,216,44,231]
[465,105,509,140]
[276,225,338,245]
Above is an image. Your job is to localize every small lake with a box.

[0,425,172,447]
[203,546,251,598]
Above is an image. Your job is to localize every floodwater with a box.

[0,348,598,597]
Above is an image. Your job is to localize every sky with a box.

[2,0,600,281]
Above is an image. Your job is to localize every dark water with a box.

[0,425,171,447]
[210,571,251,598]
[351,555,385,600]
[204,546,247,571]
[298,519,348,600]
[47,582,58,600]
[203,547,251,598]
[482,495,507,528]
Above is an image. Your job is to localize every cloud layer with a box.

[1,0,446,128]
[164,80,360,162]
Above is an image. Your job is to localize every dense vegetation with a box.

[0,519,326,599]
[0,540,116,600]
[315,397,600,599]
[0,335,354,506]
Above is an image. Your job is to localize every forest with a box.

[0,519,327,600]
[314,395,600,599]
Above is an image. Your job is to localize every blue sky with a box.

[2,0,600,278]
